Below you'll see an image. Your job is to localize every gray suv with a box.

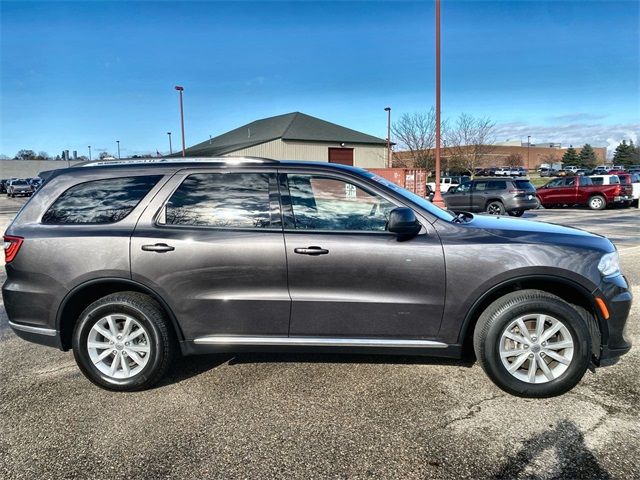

[3,158,632,397]
[444,178,538,216]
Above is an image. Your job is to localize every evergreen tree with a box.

[612,140,634,167]
[578,144,597,168]
[562,146,579,166]
[629,140,640,165]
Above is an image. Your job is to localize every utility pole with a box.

[88,146,92,161]
[432,0,445,207]
[175,86,186,157]
[116,140,121,159]
[527,135,531,170]
[167,132,173,155]
[384,107,391,168]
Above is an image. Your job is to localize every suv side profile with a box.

[443,178,538,216]
[3,158,632,397]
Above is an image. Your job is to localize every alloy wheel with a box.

[499,314,574,384]
[87,314,151,379]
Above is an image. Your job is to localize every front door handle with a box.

[141,243,175,253]
[294,246,329,256]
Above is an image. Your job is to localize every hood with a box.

[462,214,614,252]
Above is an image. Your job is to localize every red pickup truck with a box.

[537,176,633,210]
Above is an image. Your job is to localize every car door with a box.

[130,169,290,341]
[539,178,565,203]
[444,181,472,210]
[280,170,446,339]
[470,180,488,211]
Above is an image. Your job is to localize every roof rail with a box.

[79,156,279,167]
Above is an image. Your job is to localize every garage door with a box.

[328,147,354,166]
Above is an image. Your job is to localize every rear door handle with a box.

[141,243,175,253]
[294,246,329,256]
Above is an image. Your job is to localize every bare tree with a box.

[445,113,496,175]
[504,153,523,167]
[391,108,437,169]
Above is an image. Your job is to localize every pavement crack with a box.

[443,394,504,428]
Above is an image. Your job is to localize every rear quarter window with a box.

[42,175,162,224]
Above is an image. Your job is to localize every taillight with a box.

[3,235,23,263]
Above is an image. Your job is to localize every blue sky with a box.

[1,0,638,158]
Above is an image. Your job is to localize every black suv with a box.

[444,178,538,216]
[3,158,632,397]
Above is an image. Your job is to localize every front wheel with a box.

[72,292,176,391]
[588,195,606,210]
[473,289,591,398]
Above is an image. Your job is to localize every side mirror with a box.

[388,207,421,238]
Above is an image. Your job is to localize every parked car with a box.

[443,178,538,216]
[3,158,632,397]
[0,179,8,194]
[28,177,43,192]
[426,176,470,194]
[508,167,528,177]
[494,167,511,176]
[592,166,611,175]
[6,179,33,197]
[616,173,640,207]
[537,176,633,210]
[538,167,558,177]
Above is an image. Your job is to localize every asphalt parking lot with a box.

[0,195,638,479]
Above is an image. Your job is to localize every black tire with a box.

[486,201,505,215]
[588,195,606,210]
[473,289,592,398]
[507,210,524,217]
[72,291,176,391]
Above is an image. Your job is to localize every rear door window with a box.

[487,180,507,190]
[42,176,162,224]
[161,172,278,229]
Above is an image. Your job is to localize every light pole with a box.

[527,135,531,170]
[175,86,186,157]
[116,140,121,159]
[384,107,391,168]
[432,0,445,207]
[167,132,173,155]
[88,146,92,161]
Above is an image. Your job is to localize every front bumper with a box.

[594,274,632,362]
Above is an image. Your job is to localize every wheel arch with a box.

[56,277,184,351]
[459,274,604,359]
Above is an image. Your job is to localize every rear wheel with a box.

[588,195,606,210]
[486,201,505,215]
[473,289,591,398]
[72,292,175,391]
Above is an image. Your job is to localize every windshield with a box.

[12,181,28,186]
[365,173,455,222]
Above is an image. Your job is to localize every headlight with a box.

[598,252,620,277]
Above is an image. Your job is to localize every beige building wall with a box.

[0,159,83,179]
[229,139,386,168]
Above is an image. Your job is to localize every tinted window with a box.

[610,176,621,184]
[287,174,396,231]
[580,176,593,185]
[487,180,507,190]
[590,176,603,185]
[565,177,576,186]
[514,180,535,190]
[473,181,488,192]
[12,181,28,186]
[164,173,273,228]
[42,176,161,224]
[546,178,564,188]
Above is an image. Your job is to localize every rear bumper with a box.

[613,195,633,204]
[594,274,632,363]
[504,196,539,211]
[7,321,62,348]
